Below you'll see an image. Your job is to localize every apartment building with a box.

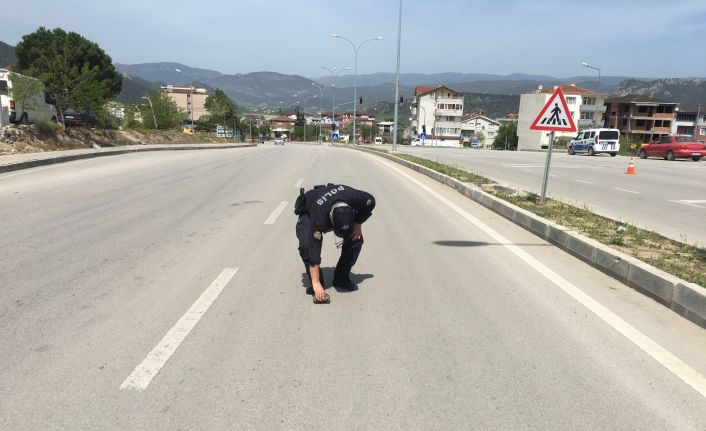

[671,106,705,141]
[518,84,607,151]
[161,84,209,121]
[411,85,464,146]
[604,95,678,143]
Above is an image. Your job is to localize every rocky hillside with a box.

[612,78,706,106]
[0,41,17,67]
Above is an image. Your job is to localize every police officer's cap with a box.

[330,201,354,238]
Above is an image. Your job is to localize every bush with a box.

[35,121,62,135]
[554,136,572,148]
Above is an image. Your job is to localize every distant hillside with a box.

[114,62,223,86]
[0,41,17,67]
[114,74,162,104]
[611,78,706,106]
[463,93,520,118]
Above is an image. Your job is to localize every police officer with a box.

[295,184,375,303]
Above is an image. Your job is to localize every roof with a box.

[537,84,606,97]
[605,94,677,105]
[461,115,501,126]
[415,85,463,97]
[269,116,295,122]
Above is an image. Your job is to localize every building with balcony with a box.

[411,85,464,146]
[518,84,607,151]
[460,114,500,147]
[161,84,209,121]
[671,106,705,141]
[604,95,678,143]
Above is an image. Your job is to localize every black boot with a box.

[332,271,358,291]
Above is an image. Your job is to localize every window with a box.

[588,131,595,138]
[575,132,584,140]
[661,136,671,144]
[566,97,576,104]
[636,120,645,127]
[622,119,628,126]
[580,112,593,120]
[638,106,648,113]
[663,120,670,128]
[583,97,595,105]
[654,120,662,127]
[700,127,706,135]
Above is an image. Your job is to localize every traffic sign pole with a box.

[540,131,555,203]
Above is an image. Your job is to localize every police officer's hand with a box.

[350,223,362,241]
[313,282,326,301]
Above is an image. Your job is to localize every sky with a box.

[2,0,705,79]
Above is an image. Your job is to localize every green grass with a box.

[378,150,706,288]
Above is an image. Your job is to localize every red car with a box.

[638,135,705,161]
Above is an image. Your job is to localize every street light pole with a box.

[331,34,383,145]
[141,96,158,129]
[321,66,350,140]
[392,0,403,151]
[312,82,325,143]
[695,104,702,139]
[581,62,601,84]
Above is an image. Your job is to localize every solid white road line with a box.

[368,154,706,399]
[120,267,239,392]
[574,179,594,184]
[614,188,641,195]
[264,201,289,225]
[293,178,304,189]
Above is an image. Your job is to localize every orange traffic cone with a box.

[625,157,636,175]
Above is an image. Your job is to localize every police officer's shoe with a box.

[332,276,358,291]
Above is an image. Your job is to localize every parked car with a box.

[62,109,94,127]
[374,137,383,145]
[568,128,620,156]
[411,138,422,146]
[274,137,284,145]
[638,135,705,161]
[0,69,58,124]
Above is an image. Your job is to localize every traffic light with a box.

[359,96,363,104]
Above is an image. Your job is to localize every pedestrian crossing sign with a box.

[530,87,577,132]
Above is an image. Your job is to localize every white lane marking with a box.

[549,174,560,178]
[670,200,706,209]
[264,201,288,225]
[574,179,593,184]
[502,164,544,168]
[369,154,706,399]
[120,267,239,391]
[293,178,304,189]
[614,188,641,195]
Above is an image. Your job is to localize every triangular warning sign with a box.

[530,87,577,132]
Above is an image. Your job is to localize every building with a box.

[411,85,464,146]
[268,115,295,138]
[518,84,607,151]
[671,106,705,141]
[604,95,678,143]
[460,114,500,147]
[161,84,209,121]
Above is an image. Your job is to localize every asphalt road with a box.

[1,143,705,430]
[392,146,706,248]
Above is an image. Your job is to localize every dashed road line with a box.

[120,267,239,392]
[613,188,641,195]
[670,200,706,209]
[574,179,594,184]
[293,178,304,189]
[264,201,289,224]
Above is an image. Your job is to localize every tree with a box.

[14,27,122,126]
[492,122,518,150]
[204,89,235,127]
[8,72,45,121]
[139,91,184,130]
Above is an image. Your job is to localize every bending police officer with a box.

[295,184,376,303]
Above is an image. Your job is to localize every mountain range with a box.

[3,40,706,117]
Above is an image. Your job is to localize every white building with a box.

[461,114,500,147]
[411,85,464,147]
[517,84,607,151]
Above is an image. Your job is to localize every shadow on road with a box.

[433,240,551,247]
[300,268,375,294]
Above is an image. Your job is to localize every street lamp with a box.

[321,66,350,138]
[330,33,384,145]
[392,0,403,151]
[581,62,601,84]
[141,96,158,129]
[694,104,702,139]
[312,82,326,143]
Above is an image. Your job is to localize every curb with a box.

[0,144,257,174]
[359,148,706,329]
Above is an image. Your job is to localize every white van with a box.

[568,128,620,156]
[0,69,58,125]
[374,137,383,145]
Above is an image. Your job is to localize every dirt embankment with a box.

[0,125,227,156]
